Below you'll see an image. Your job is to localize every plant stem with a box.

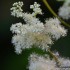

[42,0,70,28]
[48,49,61,66]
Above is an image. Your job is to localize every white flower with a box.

[22,13,42,25]
[10,1,23,17]
[45,18,67,40]
[28,53,60,70]
[59,57,70,67]
[30,2,42,16]
[10,17,67,54]
[10,22,22,34]
[12,35,23,54]
[10,2,67,54]
[58,6,70,19]
[10,1,70,70]
[28,53,70,70]
[13,1,23,7]
[58,0,70,19]
[10,22,53,54]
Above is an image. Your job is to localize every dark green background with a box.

[0,0,70,70]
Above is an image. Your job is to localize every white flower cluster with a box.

[10,2,42,18]
[10,1,67,54]
[10,1,23,17]
[30,2,43,16]
[28,53,70,70]
[45,18,67,40]
[28,53,59,70]
[59,57,70,67]
[10,22,52,54]
[58,0,70,19]
[10,1,70,70]
[22,13,42,25]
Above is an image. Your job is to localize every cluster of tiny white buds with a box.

[13,1,23,7]
[30,2,40,9]
[30,2,43,16]
[10,1,23,17]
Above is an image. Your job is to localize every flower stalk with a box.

[48,49,61,67]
